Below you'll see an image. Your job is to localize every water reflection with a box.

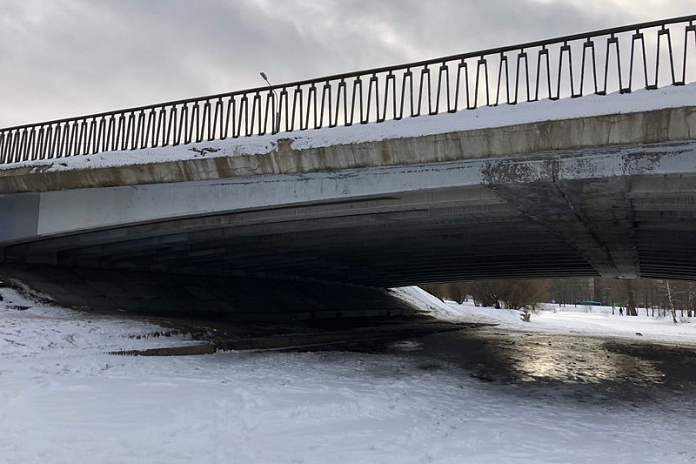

[509,335,665,384]
[337,329,694,391]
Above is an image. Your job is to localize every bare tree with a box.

[469,279,549,322]
[421,277,694,323]
[548,278,593,306]
[420,282,470,304]
[655,280,679,323]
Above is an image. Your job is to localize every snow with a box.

[0,282,202,357]
[4,83,696,173]
[396,285,696,346]
[529,305,696,344]
[2,282,696,464]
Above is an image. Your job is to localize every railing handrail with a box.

[2,14,695,165]
[2,13,695,133]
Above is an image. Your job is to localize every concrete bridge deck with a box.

[2,99,696,289]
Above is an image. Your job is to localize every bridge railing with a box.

[1,15,696,165]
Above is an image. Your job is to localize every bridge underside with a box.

[2,166,696,286]
[2,107,696,294]
[2,188,597,287]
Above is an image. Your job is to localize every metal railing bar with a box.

[2,14,693,133]
[1,15,695,164]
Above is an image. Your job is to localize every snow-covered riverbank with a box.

[391,287,696,346]
[2,283,695,464]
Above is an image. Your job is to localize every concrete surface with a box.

[1,107,696,288]
[1,106,695,193]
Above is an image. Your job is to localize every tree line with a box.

[421,277,696,323]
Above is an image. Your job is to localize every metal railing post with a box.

[1,14,695,165]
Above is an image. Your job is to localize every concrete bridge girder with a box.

[1,107,696,285]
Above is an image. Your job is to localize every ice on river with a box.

[1,283,695,464]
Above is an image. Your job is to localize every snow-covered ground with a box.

[3,83,695,172]
[2,283,695,464]
[391,287,696,347]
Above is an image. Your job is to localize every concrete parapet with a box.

[1,106,695,194]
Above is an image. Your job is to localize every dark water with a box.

[303,328,696,398]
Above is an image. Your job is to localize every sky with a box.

[0,0,694,127]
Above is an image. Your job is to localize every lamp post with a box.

[260,72,280,133]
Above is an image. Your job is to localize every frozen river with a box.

[337,329,696,392]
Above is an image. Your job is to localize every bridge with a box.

[1,15,696,320]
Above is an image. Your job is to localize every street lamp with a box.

[260,72,280,133]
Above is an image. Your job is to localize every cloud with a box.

[0,0,693,127]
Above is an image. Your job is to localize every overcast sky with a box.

[0,0,693,127]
